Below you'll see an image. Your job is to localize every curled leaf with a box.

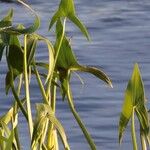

[70,65,112,88]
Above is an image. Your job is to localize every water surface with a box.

[0,0,150,149]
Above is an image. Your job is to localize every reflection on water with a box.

[1,0,150,149]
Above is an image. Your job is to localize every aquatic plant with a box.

[119,64,150,150]
[0,0,112,149]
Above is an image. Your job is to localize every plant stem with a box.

[51,78,57,112]
[66,71,96,150]
[6,46,28,120]
[46,18,66,149]
[24,35,33,139]
[47,78,58,149]
[13,74,23,150]
[46,18,66,101]
[140,133,147,150]
[33,63,48,104]
[131,107,138,150]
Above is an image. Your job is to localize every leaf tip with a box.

[110,82,113,88]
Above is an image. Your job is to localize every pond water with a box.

[1,0,150,149]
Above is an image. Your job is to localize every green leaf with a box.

[0,9,13,46]
[0,16,40,35]
[69,15,90,41]
[0,9,13,23]
[119,63,149,144]
[70,65,113,88]
[9,35,21,47]
[5,35,22,94]
[49,0,90,40]
[8,45,23,74]
[0,9,13,28]
[55,20,112,88]
[5,71,16,95]
[0,3,40,35]
[1,34,10,46]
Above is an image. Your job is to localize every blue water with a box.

[1,0,150,149]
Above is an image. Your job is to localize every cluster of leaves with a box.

[0,0,112,150]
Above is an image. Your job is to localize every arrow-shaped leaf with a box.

[49,0,90,40]
[119,63,149,144]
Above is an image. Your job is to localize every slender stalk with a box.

[13,75,23,150]
[131,107,138,150]
[32,63,50,146]
[24,35,33,138]
[140,133,147,150]
[11,81,28,120]
[51,78,57,112]
[46,18,66,100]
[66,71,96,150]
[6,46,28,120]
[54,129,59,150]
[47,79,57,149]
[46,18,66,149]
[33,63,48,104]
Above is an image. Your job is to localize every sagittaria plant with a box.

[0,0,112,150]
[119,63,150,150]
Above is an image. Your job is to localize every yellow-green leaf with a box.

[119,63,149,144]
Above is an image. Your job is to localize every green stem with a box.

[46,18,66,150]
[140,132,147,150]
[46,18,66,100]
[10,74,28,121]
[47,78,57,149]
[33,63,49,104]
[51,78,57,112]
[6,46,28,120]
[24,35,33,138]
[131,107,138,150]
[66,71,96,150]
[13,75,23,150]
